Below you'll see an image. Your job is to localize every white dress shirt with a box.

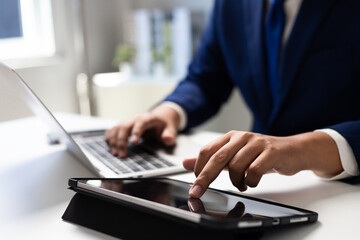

[162,0,359,179]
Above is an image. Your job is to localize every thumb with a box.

[161,125,177,146]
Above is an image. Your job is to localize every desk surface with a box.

[1,113,359,239]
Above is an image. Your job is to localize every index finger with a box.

[189,142,239,198]
[193,134,231,176]
[189,160,226,199]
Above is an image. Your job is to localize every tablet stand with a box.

[62,193,264,240]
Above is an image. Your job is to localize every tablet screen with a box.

[78,179,307,220]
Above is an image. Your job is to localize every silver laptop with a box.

[0,62,201,178]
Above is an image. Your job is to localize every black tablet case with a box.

[62,193,264,240]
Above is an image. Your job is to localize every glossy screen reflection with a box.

[81,179,306,220]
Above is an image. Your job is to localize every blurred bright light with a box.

[0,0,55,60]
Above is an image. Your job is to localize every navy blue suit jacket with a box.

[164,0,360,179]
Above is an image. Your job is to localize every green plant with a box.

[152,21,173,73]
[112,44,135,68]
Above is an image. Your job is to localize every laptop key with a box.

[80,137,173,174]
[157,157,175,167]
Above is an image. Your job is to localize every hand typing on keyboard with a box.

[105,105,181,158]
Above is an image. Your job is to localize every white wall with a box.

[1,0,80,122]
[82,0,124,76]
[1,0,125,122]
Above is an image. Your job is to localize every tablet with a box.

[68,178,318,231]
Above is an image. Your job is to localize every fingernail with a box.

[129,134,138,143]
[111,148,118,155]
[117,150,124,158]
[189,185,203,198]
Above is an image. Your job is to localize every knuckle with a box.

[265,143,280,156]
[115,137,127,147]
[123,120,134,129]
[132,114,147,125]
[109,138,117,146]
[108,133,118,145]
[135,114,155,129]
[115,136,126,145]
[241,131,254,140]
[114,124,128,134]
[133,113,145,120]
[227,130,238,136]
[142,112,154,121]
[199,145,212,158]
[253,136,266,146]
[227,160,239,172]
[137,115,149,124]
[151,113,162,121]
[134,117,146,126]
[116,122,126,128]
[211,152,227,164]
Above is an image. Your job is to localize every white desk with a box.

[1,114,359,239]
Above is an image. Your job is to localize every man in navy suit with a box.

[106,0,360,198]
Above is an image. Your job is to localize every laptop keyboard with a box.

[78,135,175,174]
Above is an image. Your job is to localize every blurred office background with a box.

[0,0,251,133]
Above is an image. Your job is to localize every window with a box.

[0,0,23,39]
[0,0,55,60]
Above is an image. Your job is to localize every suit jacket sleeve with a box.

[164,0,234,130]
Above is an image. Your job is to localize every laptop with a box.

[0,62,201,178]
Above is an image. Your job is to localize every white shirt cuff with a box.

[315,128,359,180]
[160,101,187,131]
